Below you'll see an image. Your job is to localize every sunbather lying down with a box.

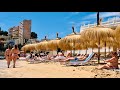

[59,53,89,62]
[97,51,119,70]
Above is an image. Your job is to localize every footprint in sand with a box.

[115,71,120,75]
[73,69,75,71]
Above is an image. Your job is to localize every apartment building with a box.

[8,19,31,45]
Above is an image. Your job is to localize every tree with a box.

[0,30,8,36]
[3,31,8,36]
[18,44,23,50]
[0,42,5,51]
[31,32,37,39]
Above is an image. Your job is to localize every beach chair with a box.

[66,52,95,66]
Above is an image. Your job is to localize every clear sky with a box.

[0,12,120,40]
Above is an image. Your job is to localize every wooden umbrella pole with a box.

[92,48,93,53]
[98,37,100,63]
[105,41,106,60]
[109,46,110,53]
[86,49,87,54]
[86,44,87,54]
[97,12,100,25]
[57,46,59,54]
[73,41,75,56]
[97,12,100,63]
[52,50,53,56]
[57,33,58,38]
[79,50,81,54]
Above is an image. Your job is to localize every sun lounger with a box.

[66,52,95,66]
[19,57,26,60]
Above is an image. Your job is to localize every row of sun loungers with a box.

[24,52,96,66]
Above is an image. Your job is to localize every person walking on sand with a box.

[4,45,12,68]
[11,45,20,68]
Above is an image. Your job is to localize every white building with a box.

[78,17,120,54]
[19,22,24,45]
[80,17,120,32]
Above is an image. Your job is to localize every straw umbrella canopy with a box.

[107,37,120,49]
[29,44,36,51]
[47,33,61,51]
[21,46,26,52]
[87,40,98,53]
[36,36,49,51]
[115,25,120,39]
[77,40,98,54]
[21,44,31,52]
[59,26,83,55]
[21,44,37,52]
[80,12,115,63]
[29,44,37,51]
[101,37,116,58]
[74,43,83,50]
[81,26,115,42]
[114,25,120,49]
[59,41,73,51]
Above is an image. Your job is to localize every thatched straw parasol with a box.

[114,25,120,50]
[115,25,120,39]
[80,12,115,63]
[59,26,82,55]
[31,43,38,51]
[21,44,37,52]
[36,36,49,51]
[47,33,61,51]
[100,37,116,59]
[74,43,83,50]
[21,44,30,52]
[21,46,26,51]
[59,42,73,51]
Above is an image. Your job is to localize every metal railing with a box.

[80,17,120,32]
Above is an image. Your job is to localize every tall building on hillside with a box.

[8,19,32,45]
[8,26,19,45]
[8,27,14,37]
[12,26,19,39]
[20,20,31,43]
[19,22,24,45]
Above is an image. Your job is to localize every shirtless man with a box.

[11,45,20,68]
[4,45,12,68]
[98,51,119,69]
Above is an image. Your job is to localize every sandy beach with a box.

[0,59,120,78]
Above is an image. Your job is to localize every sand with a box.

[0,59,120,78]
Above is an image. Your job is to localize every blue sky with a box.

[0,12,120,40]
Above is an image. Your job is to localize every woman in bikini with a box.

[4,45,12,68]
[11,45,20,68]
[98,51,119,69]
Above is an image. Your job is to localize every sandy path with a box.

[0,60,120,78]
